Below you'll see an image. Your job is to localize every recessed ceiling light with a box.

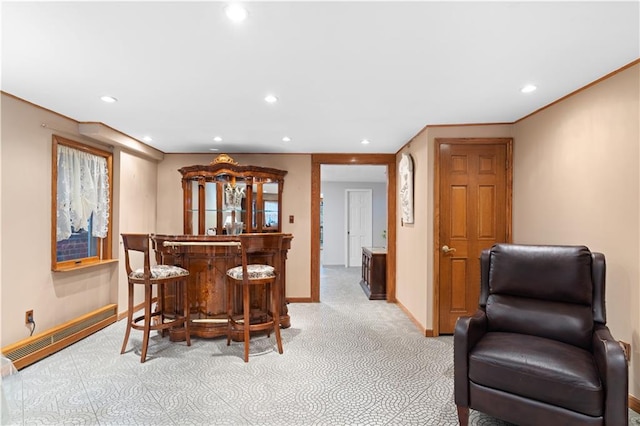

[521,84,537,94]
[282,136,291,142]
[210,148,220,152]
[361,139,371,145]
[225,3,248,22]
[264,94,278,104]
[142,136,152,142]
[100,95,118,103]
[213,136,223,142]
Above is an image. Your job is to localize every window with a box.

[51,136,113,271]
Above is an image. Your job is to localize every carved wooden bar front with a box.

[152,234,292,339]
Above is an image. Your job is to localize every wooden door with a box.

[437,139,511,334]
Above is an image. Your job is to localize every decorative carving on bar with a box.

[211,153,238,165]
[152,234,293,339]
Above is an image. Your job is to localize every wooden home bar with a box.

[152,154,293,339]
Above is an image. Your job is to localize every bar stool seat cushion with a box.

[227,264,275,280]
[130,265,189,279]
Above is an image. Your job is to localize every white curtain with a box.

[56,145,110,241]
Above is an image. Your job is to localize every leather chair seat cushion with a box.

[469,332,603,417]
[130,264,189,279]
[227,264,275,280]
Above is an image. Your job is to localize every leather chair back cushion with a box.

[489,244,593,304]
[486,295,593,349]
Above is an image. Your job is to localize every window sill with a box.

[53,259,119,272]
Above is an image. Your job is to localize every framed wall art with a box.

[399,153,414,224]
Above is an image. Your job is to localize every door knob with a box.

[442,245,456,254]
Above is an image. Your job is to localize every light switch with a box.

[289,215,294,224]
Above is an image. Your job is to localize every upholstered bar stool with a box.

[226,233,285,362]
[120,233,191,363]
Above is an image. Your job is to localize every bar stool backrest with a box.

[121,233,151,279]
[237,233,285,283]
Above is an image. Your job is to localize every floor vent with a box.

[2,304,117,370]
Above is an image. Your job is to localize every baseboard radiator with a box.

[1,304,117,370]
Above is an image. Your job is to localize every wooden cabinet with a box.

[180,154,287,235]
[154,155,292,339]
[360,247,387,300]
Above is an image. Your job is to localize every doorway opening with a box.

[311,154,396,303]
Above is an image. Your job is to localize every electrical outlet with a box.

[25,310,33,325]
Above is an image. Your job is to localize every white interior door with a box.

[346,189,372,267]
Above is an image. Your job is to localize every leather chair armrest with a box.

[592,324,628,425]
[454,310,487,406]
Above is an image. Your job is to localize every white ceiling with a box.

[2,1,639,157]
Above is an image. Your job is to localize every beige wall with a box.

[512,63,640,398]
[0,93,162,346]
[0,95,119,345]
[117,151,160,314]
[396,130,430,327]
[156,153,312,299]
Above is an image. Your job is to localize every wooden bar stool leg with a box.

[140,284,153,363]
[272,281,283,354]
[157,283,163,336]
[158,284,164,324]
[243,284,250,363]
[182,278,191,346]
[265,287,271,338]
[226,279,233,347]
[121,282,134,354]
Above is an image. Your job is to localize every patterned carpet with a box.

[2,266,639,425]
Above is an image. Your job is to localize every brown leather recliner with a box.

[454,244,628,426]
